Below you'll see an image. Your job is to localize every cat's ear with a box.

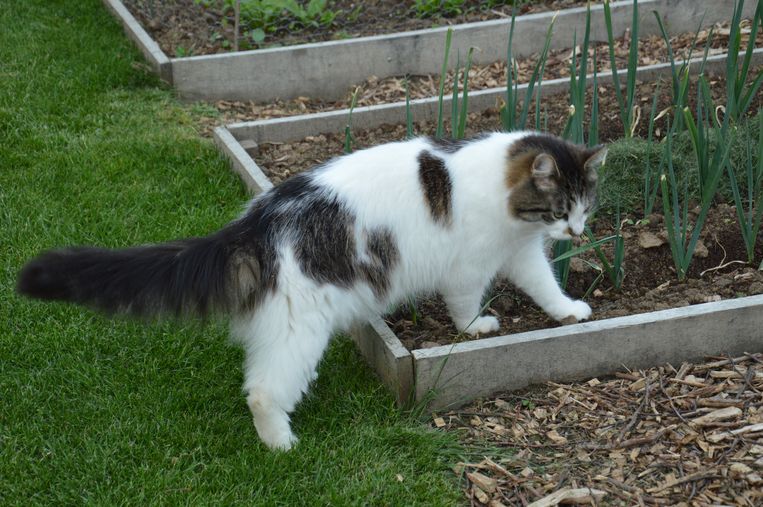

[531,153,559,192]
[583,145,608,182]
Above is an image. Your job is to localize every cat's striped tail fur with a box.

[16,225,259,319]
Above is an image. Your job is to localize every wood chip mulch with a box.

[434,353,763,506]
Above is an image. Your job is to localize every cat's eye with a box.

[552,211,566,220]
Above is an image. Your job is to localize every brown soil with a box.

[439,353,763,505]
[196,17,762,134]
[123,0,584,57]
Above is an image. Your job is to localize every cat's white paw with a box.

[258,427,298,451]
[462,315,500,335]
[550,299,592,322]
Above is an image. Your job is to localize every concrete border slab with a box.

[102,0,172,82]
[103,0,754,102]
[413,295,763,409]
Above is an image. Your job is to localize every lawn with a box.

[0,1,463,504]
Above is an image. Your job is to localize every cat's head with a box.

[506,134,606,240]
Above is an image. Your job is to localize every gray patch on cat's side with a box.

[265,177,398,298]
[293,196,358,288]
[360,227,399,297]
[418,151,452,224]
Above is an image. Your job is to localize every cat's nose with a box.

[566,225,583,237]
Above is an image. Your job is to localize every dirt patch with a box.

[437,352,763,505]
[123,0,585,57]
[195,17,762,133]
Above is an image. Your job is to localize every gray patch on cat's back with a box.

[294,195,358,288]
[418,151,452,224]
[427,133,492,153]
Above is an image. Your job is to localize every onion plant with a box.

[661,83,733,280]
[653,10,707,133]
[561,2,594,146]
[435,28,454,138]
[726,0,763,123]
[643,81,663,216]
[726,111,763,265]
[343,89,358,153]
[584,207,626,290]
[501,10,556,131]
[405,76,414,139]
[450,47,476,139]
[603,0,639,138]
[552,233,616,290]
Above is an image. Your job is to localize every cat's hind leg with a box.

[233,292,333,451]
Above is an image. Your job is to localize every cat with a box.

[17,131,605,450]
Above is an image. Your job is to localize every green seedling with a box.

[343,89,358,154]
[454,47,475,139]
[662,96,733,280]
[643,80,663,215]
[726,111,763,265]
[725,0,763,122]
[501,9,556,131]
[603,0,639,138]
[435,28,454,139]
[405,76,414,139]
[552,234,616,290]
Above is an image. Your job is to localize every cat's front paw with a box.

[258,427,298,451]
[549,300,592,323]
[461,315,500,336]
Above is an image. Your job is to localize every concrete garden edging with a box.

[212,44,763,408]
[103,0,755,102]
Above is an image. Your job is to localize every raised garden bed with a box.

[213,31,763,408]
[204,16,763,128]
[103,0,756,101]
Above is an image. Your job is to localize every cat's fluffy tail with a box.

[16,230,250,318]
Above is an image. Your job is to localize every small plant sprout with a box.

[604,0,640,138]
[585,208,627,290]
[725,0,763,123]
[405,76,414,139]
[343,88,359,154]
[684,76,732,202]
[435,28,454,139]
[643,81,663,216]
[552,234,616,290]
[653,9,707,133]
[501,9,556,131]
[726,111,763,266]
[454,47,476,140]
[562,2,593,145]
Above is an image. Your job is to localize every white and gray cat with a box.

[17,131,606,450]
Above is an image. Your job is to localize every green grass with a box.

[0,1,462,505]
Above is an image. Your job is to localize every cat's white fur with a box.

[233,132,595,450]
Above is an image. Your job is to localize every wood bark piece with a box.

[690,407,743,426]
[526,488,606,507]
